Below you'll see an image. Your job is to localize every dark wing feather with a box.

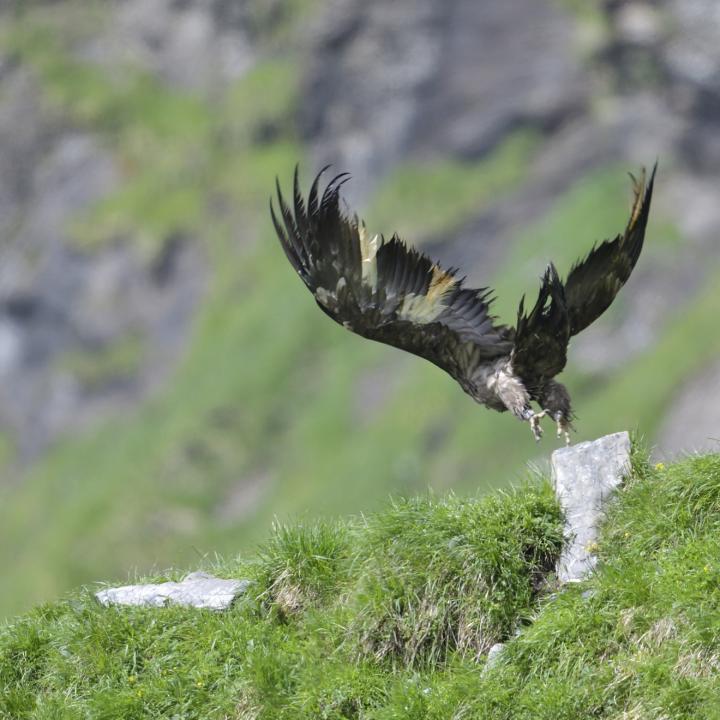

[510,165,656,393]
[271,168,512,385]
[511,263,570,391]
[564,164,656,336]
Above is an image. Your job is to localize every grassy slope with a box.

[0,3,719,620]
[2,449,719,719]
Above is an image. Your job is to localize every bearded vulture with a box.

[270,164,656,444]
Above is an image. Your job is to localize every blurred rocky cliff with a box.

[1,0,717,463]
[0,0,719,614]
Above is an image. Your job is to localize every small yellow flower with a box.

[586,542,600,553]
[136,689,144,698]
[624,531,631,539]
[196,680,205,688]
[704,565,711,573]
[128,675,137,685]
[655,462,665,471]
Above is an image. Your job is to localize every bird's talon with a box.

[529,410,547,442]
[555,417,572,446]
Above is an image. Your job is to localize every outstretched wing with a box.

[564,164,656,336]
[270,168,512,385]
[511,165,656,392]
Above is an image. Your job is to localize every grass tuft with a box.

[349,485,563,668]
[255,520,353,619]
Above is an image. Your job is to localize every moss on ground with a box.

[2,450,719,718]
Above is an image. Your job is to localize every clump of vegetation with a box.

[255,519,353,618]
[4,449,718,718]
[351,488,562,668]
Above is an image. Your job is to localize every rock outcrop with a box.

[552,431,631,583]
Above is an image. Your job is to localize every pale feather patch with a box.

[398,265,456,323]
[315,287,333,307]
[318,278,348,309]
[358,223,381,291]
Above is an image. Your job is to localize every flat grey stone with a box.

[95,571,251,611]
[552,431,631,583]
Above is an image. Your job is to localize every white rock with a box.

[552,431,631,583]
[482,642,506,675]
[95,571,251,611]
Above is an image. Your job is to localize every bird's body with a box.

[271,165,656,444]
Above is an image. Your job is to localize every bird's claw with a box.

[529,410,547,442]
[529,410,571,445]
[556,416,572,446]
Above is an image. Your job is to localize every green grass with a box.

[0,478,563,719]
[348,489,563,669]
[469,450,720,720]
[2,450,719,718]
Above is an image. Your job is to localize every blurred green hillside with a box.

[0,0,719,618]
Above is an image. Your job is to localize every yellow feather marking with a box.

[628,169,646,230]
[399,265,456,323]
[427,265,457,303]
[358,222,381,291]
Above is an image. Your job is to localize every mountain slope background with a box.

[0,0,719,617]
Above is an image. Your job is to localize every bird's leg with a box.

[537,380,574,446]
[493,364,543,442]
[554,415,571,446]
[527,409,548,442]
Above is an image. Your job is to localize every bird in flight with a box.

[271,164,656,444]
